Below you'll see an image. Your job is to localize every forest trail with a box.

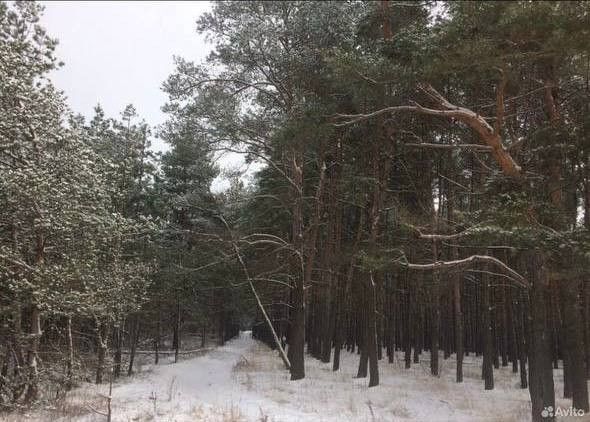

[20,331,586,422]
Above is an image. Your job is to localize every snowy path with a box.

[96,331,277,421]
[28,331,587,422]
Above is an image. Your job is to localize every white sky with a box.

[40,1,211,153]
[40,1,255,191]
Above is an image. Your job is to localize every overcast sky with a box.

[39,1,258,191]
[40,1,212,153]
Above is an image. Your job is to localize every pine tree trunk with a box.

[0,342,9,397]
[413,277,422,365]
[24,305,41,403]
[174,300,181,364]
[155,311,161,365]
[332,272,345,371]
[12,303,25,401]
[452,246,463,382]
[357,287,368,378]
[482,270,494,390]
[218,310,225,346]
[563,352,572,399]
[128,317,140,376]
[584,281,590,379]
[430,240,440,377]
[66,316,74,390]
[289,150,306,381]
[404,270,412,369]
[431,279,440,377]
[516,290,528,389]
[500,286,509,367]
[334,209,362,372]
[113,325,122,379]
[526,254,555,422]
[559,279,589,411]
[320,291,333,364]
[367,273,379,387]
[387,274,395,364]
[202,322,207,348]
[95,321,108,385]
[289,285,305,380]
[584,164,590,229]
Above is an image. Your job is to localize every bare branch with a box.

[209,145,301,193]
[191,78,280,102]
[333,83,523,179]
[252,277,293,289]
[0,254,36,272]
[401,255,528,288]
[354,70,378,85]
[404,142,492,151]
[406,224,478,241]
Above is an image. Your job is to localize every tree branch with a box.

[401,255,528,288]
[0,254,36,272]
[333,83,523,179]
[404,142,492,151]
[406,223,478,240]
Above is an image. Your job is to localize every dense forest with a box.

[1,1,590,421]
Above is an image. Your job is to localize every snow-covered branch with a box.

[402,255,528,288]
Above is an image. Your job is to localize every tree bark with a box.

[155,310,161,365]
[95,321,108,385]
[452,246,463,382]
[431,237,440,377]
[482,269,494,390]
[334,209,363,372]
[66,316,74,390]
[24,306,41,403]
[367,273,379,387]
[584,163,590,229]
[174,299,181,364]
[288,151,306,380]
[526,254,555,422]
[584,281,590,379]
[113,325,122,378]
[128,317,140,376]
[559,279,589,411]
[11,303,25,401]
[202,322,207,348]
[357,287,368,379]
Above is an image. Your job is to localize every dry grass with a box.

[232,355,254,373]
[166,376,178,401]
[0,386,108,422]
[232,354,258,392]
[191,403,248,422]
[257,406,269,421]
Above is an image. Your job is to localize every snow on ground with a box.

[14,332,590,422]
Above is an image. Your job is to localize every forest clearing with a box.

[1,1,590,421]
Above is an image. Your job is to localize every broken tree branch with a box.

[216,215,291,370]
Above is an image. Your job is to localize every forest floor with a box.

[12,331,589,422]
